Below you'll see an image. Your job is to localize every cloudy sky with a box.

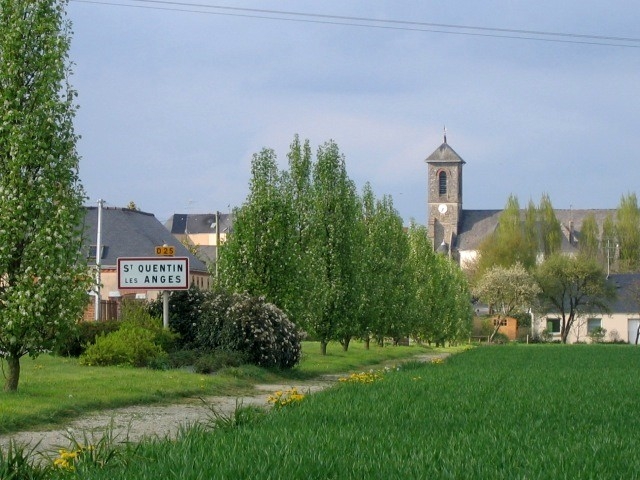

[67,0,640,224]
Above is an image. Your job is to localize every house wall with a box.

[185,232,228,247]
[535,313,640,344]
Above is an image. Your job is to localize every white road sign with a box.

[118,257,189,290]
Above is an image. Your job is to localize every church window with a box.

[438,171,447,196]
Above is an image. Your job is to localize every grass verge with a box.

[0,341,440,433]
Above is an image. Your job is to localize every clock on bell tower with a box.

[425,129,465,253]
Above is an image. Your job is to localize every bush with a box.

[54,319,122,357]
[79,325,167,367]
[148,285,206,349]
[197,292,302,369]
[121,299,178,353]
[194,350,247,374]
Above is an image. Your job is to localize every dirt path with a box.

[0,353,447,460]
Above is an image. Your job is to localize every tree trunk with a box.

[341,336,350,352]
[4,355,20,392]
[364,336,370,350]
[320,340,328,356]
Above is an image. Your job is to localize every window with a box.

[438,171,447,196]
[547,318,561,333]
[587,318,602,333]
[493,317,507,327]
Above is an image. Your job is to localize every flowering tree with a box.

[473,263,540,342]
[0,0,89,391]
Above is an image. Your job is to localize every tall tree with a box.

[535,254,615,344]
[616,193,640,272]
[367,195,412,345]
[477,195,536,274]
[309,141,362,354]
[282,135,317,333]
[579,213,600,262]
[538,193,562,258]
[0,0,89,391]
[473,263,540,342]
[408,223,472,346]
[217,148,295,313]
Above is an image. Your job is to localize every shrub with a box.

[167,349,201,369]
[121,299,178,353]
[194,350,247,374]
[79,325,167,367]
[588,326,607,344]
[148,285,206,349]
[197,292,302,369]
[54,319,122,357]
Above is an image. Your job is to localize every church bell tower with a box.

[425,130,465,253]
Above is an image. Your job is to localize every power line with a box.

[71,0,640,48]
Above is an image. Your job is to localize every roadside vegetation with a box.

[6,345,640,479]
[0,340,439,435]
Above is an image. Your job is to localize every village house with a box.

[164,212,233,268]
[82,206,211,320]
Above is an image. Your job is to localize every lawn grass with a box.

[51,344,640,479]
[0,340,437,433]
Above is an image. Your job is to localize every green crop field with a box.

[60,344,640,479]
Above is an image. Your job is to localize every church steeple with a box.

[425,132,465,254]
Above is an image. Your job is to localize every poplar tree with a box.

[0,0,89,391]
[579,213,600,261]
[309,141,362,354]
[616,193,640,272]
[217,149,295,311]
[538,193,562,258]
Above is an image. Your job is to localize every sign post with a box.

[118,256,189,329]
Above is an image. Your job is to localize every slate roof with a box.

[607,273,640,314]
[165,213,233,235]
[455,208,617,252]
[425,141,466,164]
[81,207,208,272]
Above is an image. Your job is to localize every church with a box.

[424,134,615,269]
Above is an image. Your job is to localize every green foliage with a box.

[535,254,615,343]
[477,195,536,275]
[120,299,177,353]
[53,346,640,479]
[407,222,472,346]
[579,213,601,261]
[148,285,205,349]
[473,263,539,341]
[616,192,640,272]
[588,326,607,343]
[197,291,302,369]
[538,193,562,258]
[79,325,167,367]
[358,186,413,344]
[193,350,247,374]
[0,440,50,479]
[477,193,563,275]
[0,0,91,391]
[54,319,122,357]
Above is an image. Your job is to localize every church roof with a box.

[456,208,617,252]
[425,142,466,164]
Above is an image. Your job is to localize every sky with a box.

[66,0,640,225]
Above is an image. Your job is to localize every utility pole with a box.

[215,211,220,279]
[95,199,104,320]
